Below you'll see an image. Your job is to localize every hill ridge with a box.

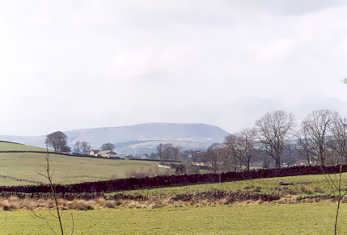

[0,123,230,154]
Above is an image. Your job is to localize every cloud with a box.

[0,1,347,135]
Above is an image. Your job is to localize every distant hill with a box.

[0,123,230,155]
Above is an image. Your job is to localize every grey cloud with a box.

[0,1,347,135]
[231,0,347,15]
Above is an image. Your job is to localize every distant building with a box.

[89,149,100,157]
[90,149,121,158]
[98,150,117,158]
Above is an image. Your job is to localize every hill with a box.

[0,123,230,154]
[0,152,166,185]
[0,141,45,152]
[0,141,170,186]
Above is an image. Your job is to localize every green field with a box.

[0,141,45,152]
[114,173,345,199]
[0,141,167,185]
[0,141,346,234]
[0,153,163,185]
[0,202,344,234]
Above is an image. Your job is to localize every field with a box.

[0,141,168,186]
[0,141,346,234]
[0,202,344,234]
[116,172,344,198]
[0,168,344,234]
[0,153,165,185]
[0,141,45,152]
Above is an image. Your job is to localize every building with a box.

[98,150,117,158]
[89,149,100,157]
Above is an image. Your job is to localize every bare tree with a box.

[34,146,75,235]
[330,113,347,164]
[255,111,294,168]
[225,128,257,171]
[207,143,232,173]
[46,131,69,153]
[296,129,315,166]
[206,143,229,183]
[156,144,180,161]
[301,110,334,166]
[73,141,91,154]
[44,154,64,235]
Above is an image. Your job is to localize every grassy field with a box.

[113,172,346,198]
[0,141,45,152]
[0,141,168,185]
[0,202,344,234]
[0,152,164,185]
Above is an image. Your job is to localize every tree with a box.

[225,128,256,171]
[301,110,334,166]
[101,143,115,151]
[330,113,347,164]
[156,144,180,161]
[61,145,71,153]
[207,143,230,173]
[255,110,294,168]
[296,129,315,166]
[73,141,91,154]
[45,131,69,152]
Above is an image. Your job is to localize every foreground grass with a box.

[0,202,344,234]
[0,153,164,185]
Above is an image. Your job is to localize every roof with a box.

[99,150,117,155]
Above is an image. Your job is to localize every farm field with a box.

[0,141,45,152]
[0,141,168,185]
[0,202,344,234]
[0,153,164,185]
[114,172,346,198]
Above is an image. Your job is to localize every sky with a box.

[1,0,347,135]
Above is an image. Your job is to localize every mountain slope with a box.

[0,123,230,154]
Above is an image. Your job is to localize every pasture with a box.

[0,153,164,185]
[0,203,344,234]
[0,141,168,186]
[0,141,45,152]
[0,141,345,234]
[116,172,345,198]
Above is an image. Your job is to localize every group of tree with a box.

[45,131,71,153]
[157,143,180,161]
[100,143,115,151]
[73,141,91,154]
[46,132,117,155]
[192,109,347,173]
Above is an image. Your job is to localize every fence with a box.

[0,165,345,194]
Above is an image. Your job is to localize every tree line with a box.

[209,109,347,172]
[153,109,347,174]
[45,131,115,155]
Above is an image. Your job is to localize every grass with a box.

[0,141,45,152]
[0,141,168,185]
[113,173,347,198]
[0,202,344,234]
[0,153,164,185]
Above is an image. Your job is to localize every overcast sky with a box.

[1,0,347,135]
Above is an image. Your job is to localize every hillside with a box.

[0,123,230,154]
[0,141,44,152]
[0,141,169,185]
[0,152,166,185]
